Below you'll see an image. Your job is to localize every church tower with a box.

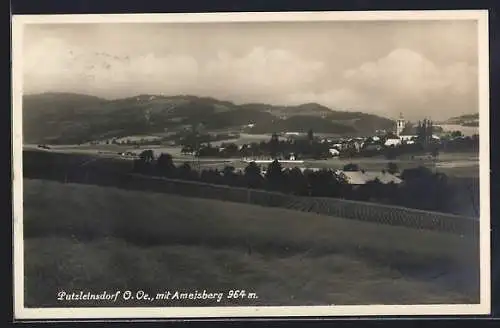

[396,113,405,137]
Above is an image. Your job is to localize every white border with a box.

[12,10,491,320]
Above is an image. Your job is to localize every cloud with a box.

[205,47,324,89]
[23,38,477,120]
[23,39,325,101]
[343,48,475,96]
[285,48,478,120]
[23,38,201,96]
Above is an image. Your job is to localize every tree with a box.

[426,172,451,212]
[307,128,314,142]
[156,153,176,177]
[200,168,222,185]
[223,143,239,157]
[400,166,433,181]
[451,130,463,138]
[416,119,434,149]
[384,146,398,160]
[286,167,309,195]
[466,180,480,217]
[244,161,261,176]
[177,162,194,180]
[221,165,238,185]
[360,178,383,201]
[132,158,146,173]
[343,163,360,171]
[386,132,398,139]
[223,165,235,177]
[139,149,155,163]
[269,133,280,158]
[198,144,219,157]
[244,161,263,188]
[401,122,414,135]
[265,159,285,189]
[387,162,399,175]
[239,144,250,157]
[396,166,451,211]
[307,169,343,197]
[431,146,440,159]
[270,132,279,143]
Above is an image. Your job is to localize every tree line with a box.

[132,151,468,215]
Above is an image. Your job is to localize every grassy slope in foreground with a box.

[23,179,479,307]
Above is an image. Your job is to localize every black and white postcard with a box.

[12,10,491,319]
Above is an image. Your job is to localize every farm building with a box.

[338,171,403,185]
[399,134,417,142]
[384,138,402,147]
[329,148,340,156]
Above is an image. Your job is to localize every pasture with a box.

[23,179,479,307]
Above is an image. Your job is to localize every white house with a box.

[384,138,401,147]
[399,135,417,142]
[299,167,321,173]
[338,171,403,185]
[329,148,340,156]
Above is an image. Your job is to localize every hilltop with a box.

[443,113,479,126]
[22,92,395,144]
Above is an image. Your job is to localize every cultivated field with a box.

[23,179,479,307]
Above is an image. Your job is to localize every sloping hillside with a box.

[240,102,334,117]
[22,92,395,144]
[22,93,107,143]
[23,179,479,307]
[249,115,357,134]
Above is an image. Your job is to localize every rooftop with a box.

[339,171,403,185]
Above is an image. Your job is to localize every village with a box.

[39,111,478,189]
[161,113,478,187]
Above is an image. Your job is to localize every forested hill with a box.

[23,92,395,144]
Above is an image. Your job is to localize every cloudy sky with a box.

[23,20,479,121]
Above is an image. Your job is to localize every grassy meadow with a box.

[23,179,479,307]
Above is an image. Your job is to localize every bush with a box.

[156,153,176,177]
[343,163,360,172]
[387,162,399,175]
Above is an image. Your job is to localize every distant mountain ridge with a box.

[442,113,479,127]
[22,92,395,144]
